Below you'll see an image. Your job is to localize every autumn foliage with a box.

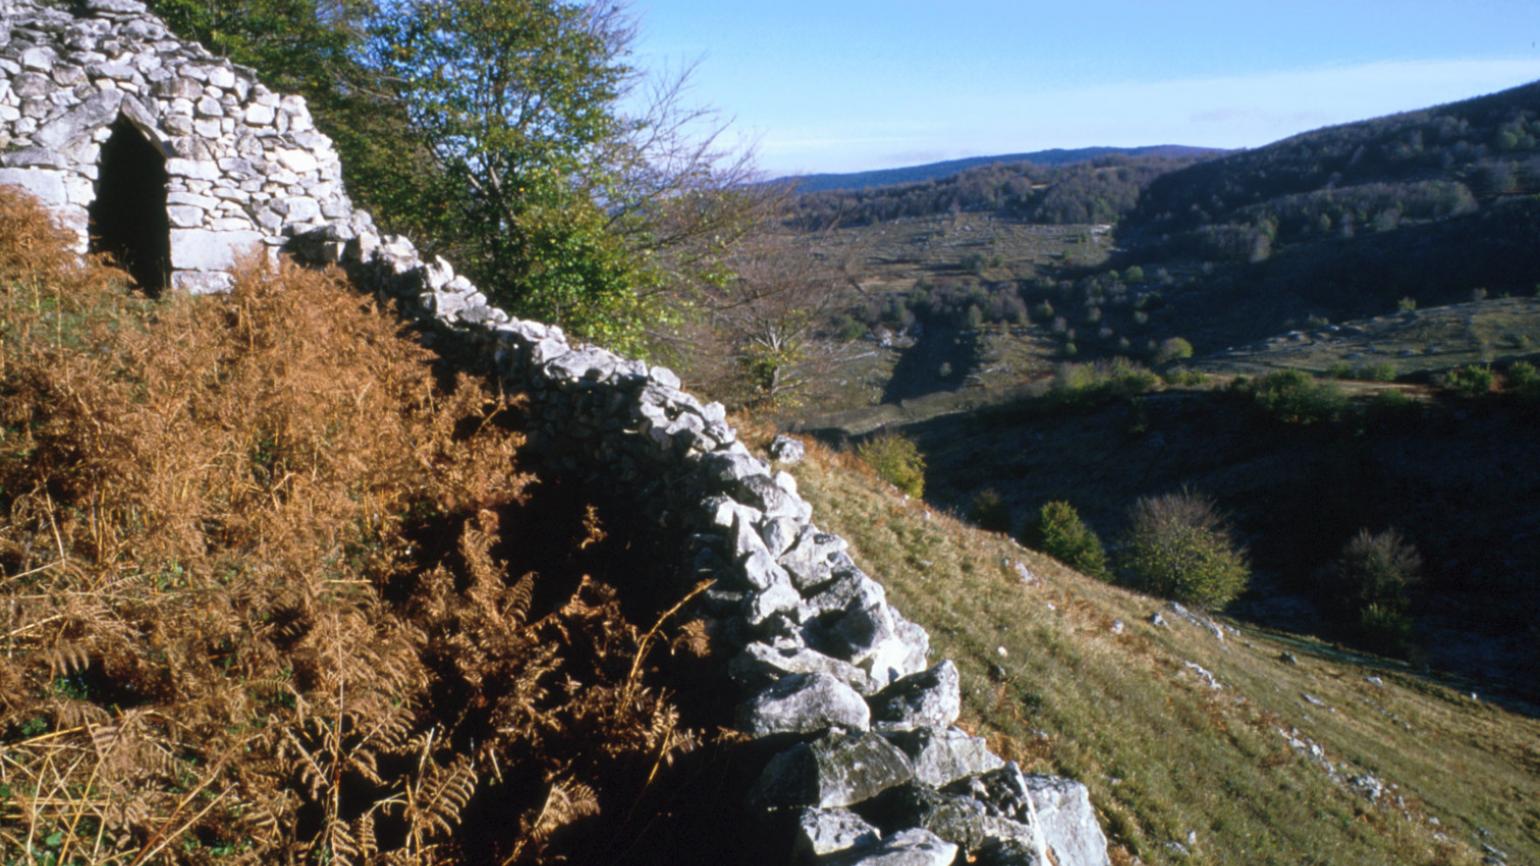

[0,188,703,864]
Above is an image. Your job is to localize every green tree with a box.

[1331,529,1421,616]
[1329,529,1422,654]
[368,0,644,346]
[1120,491,1249,609]
[1029,501,1109,580]
[1249,370,1347,424]
[369,0,764,353]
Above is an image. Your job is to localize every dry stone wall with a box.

[1,2,1114,863]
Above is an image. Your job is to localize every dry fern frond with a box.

[44,641,91,677]
[406,755,477,840]
[0,191,704,864]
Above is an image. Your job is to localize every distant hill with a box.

[779,145,1221,194]
[787,150,1219,230]
[1126,80,1540,240]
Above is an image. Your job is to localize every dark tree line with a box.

[787,154,1212,230]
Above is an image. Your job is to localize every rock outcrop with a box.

[0,2,1115,862]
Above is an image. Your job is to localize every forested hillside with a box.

[1122,81,1540,271]
[780,144,1217,194]
[789,152,1216,229]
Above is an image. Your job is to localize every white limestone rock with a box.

[739,672,870,736]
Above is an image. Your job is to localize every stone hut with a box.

[0,0,360,293]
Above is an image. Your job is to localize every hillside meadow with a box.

[762,427,1540,866]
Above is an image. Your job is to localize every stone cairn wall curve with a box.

[2,3,1113,863]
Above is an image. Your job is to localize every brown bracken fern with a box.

[0,188,704,864]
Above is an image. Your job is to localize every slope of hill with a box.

[780,145,1219,194]
[778,433,1540,866]
[788,151,1222,231]
[1127,81,1540,238]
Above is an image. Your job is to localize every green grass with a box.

[784,441,1539,866]
[1199,298,1540,380]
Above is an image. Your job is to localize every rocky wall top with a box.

[303,220,1114,866]
[1,1,1115,863]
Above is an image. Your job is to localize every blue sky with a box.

[627,0,1540,177]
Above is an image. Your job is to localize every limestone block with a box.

[166,205,203,227]
[276,147,317,174]
[796,808,881,859]
[863,783,1034,851]
[166,157,219,180]
[770,433,806,464]
[730,642,878,696]
[746,577,803,626]
[278,195,319,222]
[751,730,913,809]
[0,167,68,206]
[946,765,1111,866]
[32,88,120,149]
[740,672,869,736]
[822,830,956,866]
[169,228,263,271]
[867,661,960,733]
[1018,775,1111,866]
[171,269,233,295]
[883,727,1004,788]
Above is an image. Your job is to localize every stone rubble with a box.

[0,2,1116,863]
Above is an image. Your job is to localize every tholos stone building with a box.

[1,2,1114,863]
[0,0,359,293]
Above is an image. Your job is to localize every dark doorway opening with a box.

[89,117,170,294]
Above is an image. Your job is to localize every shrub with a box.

[968,488,1012,532]
[1030,501,1110,580]
[1330,528,1422,617]
[1505,360,1540,401]
[1120,491,1249,609]
[1163,367,1205,387]
[1362,362,1398,382]
[1153,336,1194,366]
[1050,357,1158,405]
[1328,524,1423,659]
[1396,296,1418,312]
[1441,364,1494,397]
[858,432,926,498]
[1248,369,1347,424]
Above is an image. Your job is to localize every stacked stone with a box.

[311,227,1112,866]
[0,0,357,293]
[2,1,1115,862]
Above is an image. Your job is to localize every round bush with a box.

[1249,369,1347,424]
[857,432,926,498]
[1120,491,1249,608]
[1031,500,1110,580]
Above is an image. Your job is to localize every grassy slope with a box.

[779,440,1539,866]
